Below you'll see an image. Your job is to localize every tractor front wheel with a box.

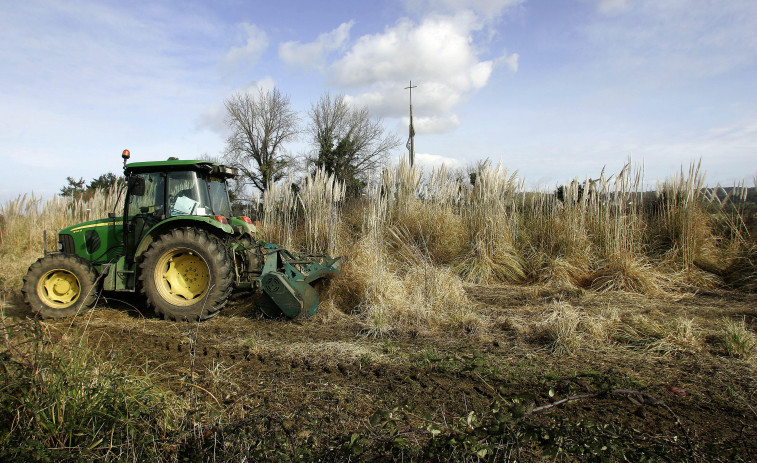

[22,254,98,318]
[139,228,233,321]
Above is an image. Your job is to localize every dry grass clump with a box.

[616,313,667,346]
[523,301,706,356]
[650,317,704,354]
[457,239,526,285]
[588,254,670,295]
[526,254,591,290]
[582,306,622,346]
[721,317,756,361]
[524,300,616,355]
[528,301,623,353]
[499,296,721,357]
[724,244,757,291]
[381,162,467,266]
[331,225,483,338]
[651,161,721,277]
[329,234,420,337]
[404,263,487,336]
[389,205,466,266]
[457,162,526,284]
[615,313,705,354]
[519,162,656,293]
[536,301,582,354]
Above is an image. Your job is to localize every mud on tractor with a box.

[22,150,341,321]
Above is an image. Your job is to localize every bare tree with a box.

[307,93,400,196]
[223,87,299,193]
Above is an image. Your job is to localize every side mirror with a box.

[128,176,145,196]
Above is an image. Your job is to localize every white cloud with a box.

[197,77,277,136]
[197,103,228,135]
[584,0,629,14]
[279,22,354,70]
[403,0,524,21]
[410,115,462,133]
[412,152,464,168]
[498,52,519,72]
[222,23,268,70]
[331,15,506,133]
[242,76,277,94]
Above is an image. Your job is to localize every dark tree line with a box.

[60,173,124,200]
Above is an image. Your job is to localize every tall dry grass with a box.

[298,168,345,255]
[457,162,525,284]
[260,168,346,255]
[2,159,754,338]
[260,174,298,250]
[0,186,123,291]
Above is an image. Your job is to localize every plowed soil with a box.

[3,285,756,460]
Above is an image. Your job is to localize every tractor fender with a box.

[134,216,234,261]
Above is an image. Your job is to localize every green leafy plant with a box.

[0,319,186,462]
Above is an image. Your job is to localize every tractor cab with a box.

[123,160,241,262]
[124,160,237,220]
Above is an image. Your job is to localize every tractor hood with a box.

[61,217,123,236]
[58,217,124,264]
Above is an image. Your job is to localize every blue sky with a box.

[1,0,755,201]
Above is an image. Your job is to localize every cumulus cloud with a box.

[279,22,354,70]
[331,15,508,133]
[222,23,268,70]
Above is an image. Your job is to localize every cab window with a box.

[127,173,165,216]
[167,171,212,216]
[208,178,232,217]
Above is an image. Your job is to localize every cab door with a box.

[125,172,166,261]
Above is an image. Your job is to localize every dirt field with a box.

[2,285,756,461]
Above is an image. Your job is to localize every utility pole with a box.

[405,81,417,167]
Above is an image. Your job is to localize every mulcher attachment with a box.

[258,243,342,318]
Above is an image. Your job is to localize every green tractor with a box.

[22,150,341,321]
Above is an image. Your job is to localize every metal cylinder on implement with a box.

[261,272,320,318]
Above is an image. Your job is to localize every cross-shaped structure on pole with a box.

[405,81,417,167]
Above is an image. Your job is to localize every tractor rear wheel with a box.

[22,254,98,318]
[139,228,233,321]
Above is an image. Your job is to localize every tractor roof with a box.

[124,160,238,179]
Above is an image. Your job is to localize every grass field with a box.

[1,161,755,461]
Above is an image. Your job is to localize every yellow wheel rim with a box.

[37,269,81,309]
[154,248,210,306]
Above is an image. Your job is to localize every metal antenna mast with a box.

[405,81,417,166]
